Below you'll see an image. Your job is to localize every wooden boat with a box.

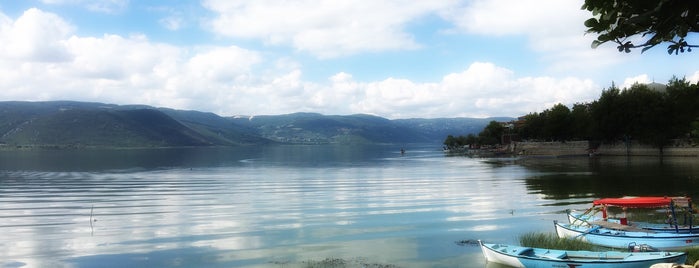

[568,196,695,234]
[554,220,699,250]
[479,240,686,268]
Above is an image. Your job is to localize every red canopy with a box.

[592,196,691,208]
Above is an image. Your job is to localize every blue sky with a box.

[0,0,697,119]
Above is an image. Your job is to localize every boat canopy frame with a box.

[579,196,694,233]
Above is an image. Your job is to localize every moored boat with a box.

[554,220,699,250]
[568,196,695,234]
[568,211,696,233]
[479,240,686,268]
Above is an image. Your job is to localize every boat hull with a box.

[555,221,699,250]
[479,240,686,268]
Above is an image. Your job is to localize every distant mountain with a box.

[158,108,272,145]
[0,101,512,148]
[394,117,514,142]
[0,101,267,148]
[230,113,430,144]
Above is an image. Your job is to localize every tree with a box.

[443,133,478,148]
[582,0,699,54]
[665,77,699,142]
[517,112,545,141]
[543,103,572,141]
[570,103,594,140]
[590,85,623,141]
[620,84,674,152]
[478,121,504,145]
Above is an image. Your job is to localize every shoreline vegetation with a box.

[445,140,699,158]
[444,79,699,158]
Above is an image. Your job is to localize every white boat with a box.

[554,220,699,250]
[568,196,695,234]
[479,240,686,268]
[568,211,696,233]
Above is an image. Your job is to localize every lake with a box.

[1,144,699,267]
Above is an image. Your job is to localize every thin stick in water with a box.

[90,205,94,236]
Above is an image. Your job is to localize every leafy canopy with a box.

[582,0,699,54]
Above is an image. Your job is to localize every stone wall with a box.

[596,141,699,157]
[513,141,591,157]
[512,141,699,157]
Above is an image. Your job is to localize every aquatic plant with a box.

[519,232,596,251]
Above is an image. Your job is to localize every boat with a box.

[568,196,695,234]
[568,211,696,234]
[554,220,699,250]
[479,240,687,268]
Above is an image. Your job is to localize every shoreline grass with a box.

[519,232,596,251]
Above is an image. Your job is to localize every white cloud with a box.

[0,9,264,111]
[621,74,652,89]
[687,71,699,84]
[0,8,74,62]
[202,0,454,58]
[0,7,604,119]
[270,62,601,118]
[186,46,261,82]
[442,0,625,73]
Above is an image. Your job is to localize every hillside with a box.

[0,102,215,147]
[230,113,430,144]
[0,101,509,148]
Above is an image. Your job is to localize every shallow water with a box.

[1,145,698,267]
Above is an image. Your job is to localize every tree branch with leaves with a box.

[582,0,699,54]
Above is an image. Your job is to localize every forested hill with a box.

[0,101,509,148]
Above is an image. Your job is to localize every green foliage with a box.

[516,104,573,141]
[687,248,699,265]
[519,232,595,251]
[443,134,476,148]
[570,103,594,140]
[444,121,509,147]
[513,78,699,152]
[590,85,622,141]
[544,104,572,141]
[582,0,699,54]
[478,121,505,145]
[518,112,546,140]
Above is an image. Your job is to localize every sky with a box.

[0,0,698,119]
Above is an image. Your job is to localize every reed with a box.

[686,247,699,265]
[519,232,596,251]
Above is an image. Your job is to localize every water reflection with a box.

[521,156,699,201]
[1,146,698,267]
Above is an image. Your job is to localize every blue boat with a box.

[479,240,687,268]
[555,220,699,250]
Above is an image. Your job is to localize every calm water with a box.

[1,144,699,267]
